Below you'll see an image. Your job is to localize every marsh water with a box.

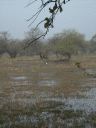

[0,58,96,128]
[10,74,96,114]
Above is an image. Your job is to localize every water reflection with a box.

[10,74,96,113]
[45,87,96,113]
[11,76,27,80]
[38,80,57,87]
[1,70,96,127]
[11,76,29,86]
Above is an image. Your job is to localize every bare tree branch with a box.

[25,0,38,8]
[24,29,48,49]
[25,0,71,48]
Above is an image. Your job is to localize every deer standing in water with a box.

[75,62,96,77]
[39,52,48,64]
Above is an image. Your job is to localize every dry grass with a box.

[0,54,96,98]
[0,54,96,127]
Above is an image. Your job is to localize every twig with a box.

[24,29,48,49]
[25,0,38,8]
[28,9,43,27]
[25,0,71,48]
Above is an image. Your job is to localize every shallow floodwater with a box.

[45,88,96,113]
[11,76,27,80]
[38,79,57,87]
[10,76,29,87]
[9,72,96,114]
[1,65,96,127]
[38,72,58,87]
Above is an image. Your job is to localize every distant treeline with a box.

[0,29,96,59]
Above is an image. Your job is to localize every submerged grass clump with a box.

[88,112,96,127]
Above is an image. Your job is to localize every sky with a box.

[0,0,96,40]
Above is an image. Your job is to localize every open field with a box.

[0,55,96,128]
